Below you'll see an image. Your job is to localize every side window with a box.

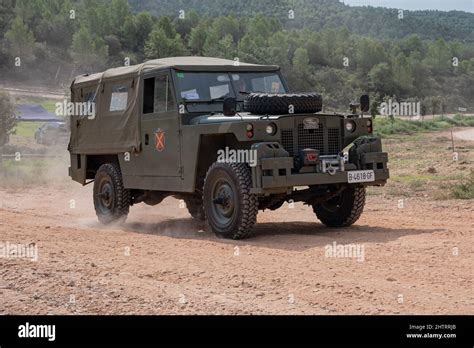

[84,91,96,103]
[109,85,129,112]
[84,91,97,117]
[143,74,176,114]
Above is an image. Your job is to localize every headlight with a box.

[265,123,277,135]
[345,120,356,132]
[246,123,254,138]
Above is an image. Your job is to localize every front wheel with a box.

[93,163,131,224]
[313,186,366,227]
[203,162,258,239]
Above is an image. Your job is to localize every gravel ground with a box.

[0,184,472,315]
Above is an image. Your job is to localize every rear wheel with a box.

[203,162,258,239]
[313,186,366,227]
[93,163,130,224]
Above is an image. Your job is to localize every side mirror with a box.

[360,95,370,113]
[223,97,237,116]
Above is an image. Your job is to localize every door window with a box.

[143,74,176,114]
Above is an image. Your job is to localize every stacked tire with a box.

[243,92,322,115]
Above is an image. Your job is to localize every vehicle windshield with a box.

[175,71,286,102]
[231,72,286,98]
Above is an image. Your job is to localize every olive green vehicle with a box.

[68,57,389,239]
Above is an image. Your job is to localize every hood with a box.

[189,112,343,125]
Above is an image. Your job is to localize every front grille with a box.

[327,127,341,155]
[280,129,294,156]
[280,120,342,157]
[297,124,324,153]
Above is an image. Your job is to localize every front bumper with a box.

[250,142,389,194]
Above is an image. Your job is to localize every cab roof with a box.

[73,56,280,86]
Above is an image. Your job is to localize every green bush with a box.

[451,171,474,199]
[374,115,474,137]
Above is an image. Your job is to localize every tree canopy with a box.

[0,0,473,112]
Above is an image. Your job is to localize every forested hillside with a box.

[0,0,473,112]
[129,0,474,42]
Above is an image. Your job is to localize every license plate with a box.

[347,170,375,183]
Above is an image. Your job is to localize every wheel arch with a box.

[70,153,121,184]
[194,133,242,193]
[86,154,120,180]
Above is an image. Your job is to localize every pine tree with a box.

[5,16,35,57]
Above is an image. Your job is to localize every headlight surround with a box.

[265,122,277,135]
[345,120,356,133]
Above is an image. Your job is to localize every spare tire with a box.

[243,92,322,115]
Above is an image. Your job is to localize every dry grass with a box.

[368,130,474,200]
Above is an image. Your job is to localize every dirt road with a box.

[0,183,472,315]
[0,86,65,100]
[454,128,474,142]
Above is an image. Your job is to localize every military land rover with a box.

[68,57,389,239]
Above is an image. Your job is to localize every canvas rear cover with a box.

[68,57,279,154]
[69,62,153,154]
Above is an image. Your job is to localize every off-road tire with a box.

[244,92,322,115]
[313,186,366,227]
[184,195,205,221]
[93,162,131,224]
[203,162,258,239]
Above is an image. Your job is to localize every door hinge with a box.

[179,166,184,174]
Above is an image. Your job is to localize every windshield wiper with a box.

[239,90,269,95]
[182,96,229,103]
